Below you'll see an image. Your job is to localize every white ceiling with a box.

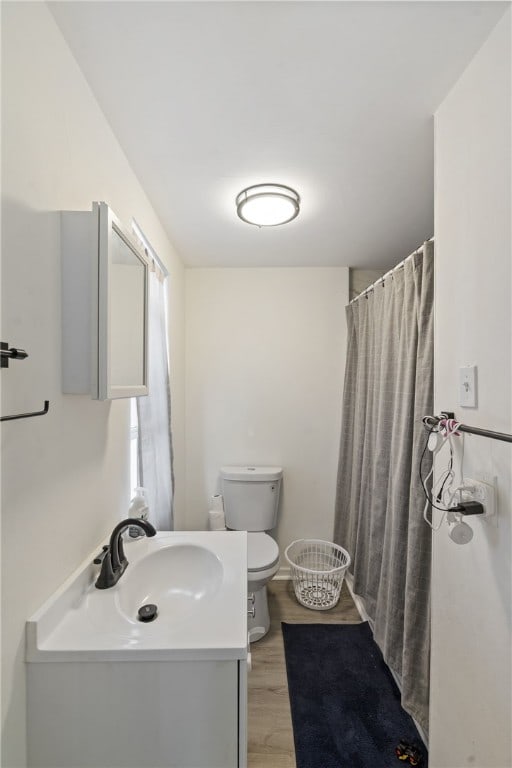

[49,1,507,268]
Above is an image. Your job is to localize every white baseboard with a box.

[275,565,291,580]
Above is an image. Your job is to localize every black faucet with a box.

[95,518,157,589]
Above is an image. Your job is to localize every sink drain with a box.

[138,603,158,622]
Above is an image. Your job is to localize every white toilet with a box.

[220,465,283,643]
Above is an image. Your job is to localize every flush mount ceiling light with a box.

[236,184,300,227]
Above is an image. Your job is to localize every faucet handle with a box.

[95,549,116,590]
[93,545,109,565]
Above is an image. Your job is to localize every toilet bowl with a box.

[220,465,283,643]
[247,532,280,642]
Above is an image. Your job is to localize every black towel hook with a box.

[1,342,28,368]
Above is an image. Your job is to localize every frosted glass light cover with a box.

[236,184,300,227]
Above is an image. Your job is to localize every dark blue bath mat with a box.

[282,622,428,768]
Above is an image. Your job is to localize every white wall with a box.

[185,267,348,557]
[431,11,511,768]
[1,4,185,765]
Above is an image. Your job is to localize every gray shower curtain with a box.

[333,241,433,734]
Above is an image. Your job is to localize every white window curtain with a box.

[136,260,174,530]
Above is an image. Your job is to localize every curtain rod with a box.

[350,236,434,304]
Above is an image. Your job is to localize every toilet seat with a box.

[247,532,279,572]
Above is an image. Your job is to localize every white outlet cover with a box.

[459,365,477,408]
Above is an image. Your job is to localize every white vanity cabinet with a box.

[27,657,247,768]
[61,202,149,400]
[26,531,248,768]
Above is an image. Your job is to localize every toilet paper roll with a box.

[210,494,225,512]
[208,509,226,531]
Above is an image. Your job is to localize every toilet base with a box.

[248,586,270,643]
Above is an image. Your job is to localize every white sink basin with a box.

[116,543,223,623]
[26,531,247,662]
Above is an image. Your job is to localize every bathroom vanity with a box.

[26,532,248,768]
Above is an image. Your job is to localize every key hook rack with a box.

[0,341,50,422]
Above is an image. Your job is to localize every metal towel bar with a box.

[0,341,50,421]
[426,412,512,444]
[0,400,50,422]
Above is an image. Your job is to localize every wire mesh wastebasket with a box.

[284,539,351,610]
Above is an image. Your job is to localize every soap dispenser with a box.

[128,487,150,538]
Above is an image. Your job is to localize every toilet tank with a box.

[221,466,283,531]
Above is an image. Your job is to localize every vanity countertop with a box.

[26,531,248,663]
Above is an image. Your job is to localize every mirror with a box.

[110,226,146,388]
[97,203,149,400]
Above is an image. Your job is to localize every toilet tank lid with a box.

[221,466,283,482]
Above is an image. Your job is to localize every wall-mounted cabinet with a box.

[61,203,149,400]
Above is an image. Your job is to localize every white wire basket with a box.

[284,539,351,611]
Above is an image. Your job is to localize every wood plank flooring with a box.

[247,579,361,768]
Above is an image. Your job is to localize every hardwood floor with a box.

[247,579,361,768]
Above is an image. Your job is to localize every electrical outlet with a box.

[462,476,497,519]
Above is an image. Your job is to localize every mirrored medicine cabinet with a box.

[61,202,149,400]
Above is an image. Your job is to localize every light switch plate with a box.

[459,365,477,407]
